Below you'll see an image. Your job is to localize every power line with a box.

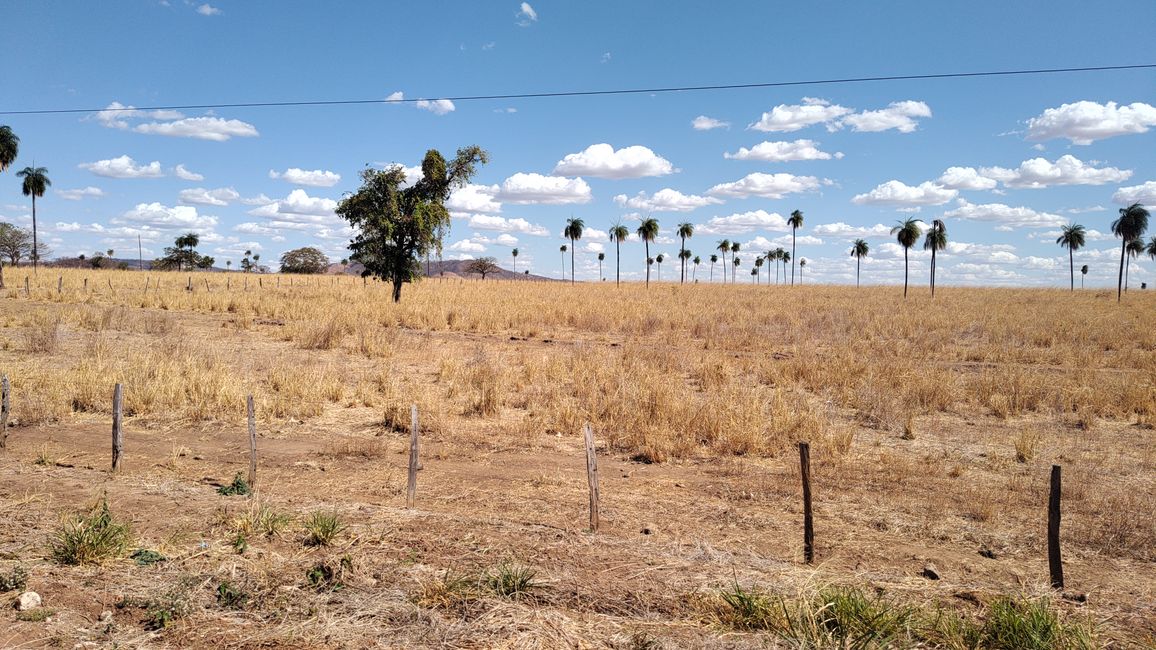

[2,63,1153,117]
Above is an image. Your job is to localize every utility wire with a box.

[2,63,1153,116]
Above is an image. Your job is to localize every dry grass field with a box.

[1,268,1154,648]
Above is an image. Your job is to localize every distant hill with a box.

[327,259,557,281]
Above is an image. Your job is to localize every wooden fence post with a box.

[84,278,88,292]
[57,276,63,294]
[799,441,814,564]
[111,383,124,472]
[406,404,419,508]
[583,423,600,532]
[247,395,257,492]
[24,276,29,297]
[1048,464,1064,589]
[1,375,10,450]
[186,276,192,292]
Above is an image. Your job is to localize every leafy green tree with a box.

[597,251,605,281]
[636,217,659,287]
[1056,223,1086,292]
[279,246,330,274]
[0,126,18,173]
[924,219,948,298]
[564,217,584,283]
[609,222,630,287]
[850,239,869,288]
[676,222,694,283]
[155,232,214,271]
[465,256,500,279]
[891,218,922,299]
[788,210,804,285]
[511,247,519,274]
[716,239,730,283]
[336,146,487,302]
[17,166,50,271]
[0,222,31,288]
[730,241,740,284]
[1112,203,1149,301]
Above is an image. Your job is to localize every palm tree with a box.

[732,255,740,279]
[716,239,731,283]
[924,219,948,298]
[1055,224,1086,291]
[693,255,701,281]
[609,222,630,287]
[559,244,567,280]
[850,239,869,287]
[799,258,807,283]
[754,256,764,283]
[891,218,922,299]
[788,210,804,285]
[709,254,718,282]
[17,166,50,272]
[512,247,519,273]
[730,241,741,284]
[676,222,694,283]
[0,126,18,173]
[655,253,665,281]
[636,217,660,287]
[226,260,232,272]
[781,250,791,282]
[774,247,786,284]
[597,252,605,281]
[1126,237,1144,292]
[564,217,584,284]
[750,268,758,282]
[1112,203,1149,301]
[1080,264,1088,289]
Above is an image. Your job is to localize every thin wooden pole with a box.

[111,383,124,472]
[247,395,257,492]
[84,278,88,292]
[799,441,814,564]
[24,276,29,297]
[1048,464,1064,589]
[406,404,419,508]
[1,375,10,450]
[583,423,600,532]
[57,276,62,294]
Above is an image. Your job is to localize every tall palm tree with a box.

[597,252,605,281]
[1125,237,1144,292]
[657,253,667,280]
[799,258,807,283]
[512,247,519,274]
[891,218,922,299]
[773,247,786,284]
[559,244,567,280]
[732,255,740,279]
[676,222,694,283]
[754,256,764,283]
[692,255,701,281]
[564,217,584,284]
[924,219,948,298]
[1080,264,1088,289]
[636,217,660,287]
[780,250,790,282]
[709,254,718,281]
[1113,203,1150,301]
[1055,224,1086,291]
[788,209,804,285]
[716,239,731,283]
[750,268,758,282]
[850,239,869,287]
[730,241,741,284]
[0,126,19,173]
[609,222,630,287]
[17,166,50,272]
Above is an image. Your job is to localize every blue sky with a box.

[2,1,1154,286]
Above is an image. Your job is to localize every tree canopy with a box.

[337,146,488,302]
[279,246,330,274]
[154,232,215,271]
[465,256,500,279]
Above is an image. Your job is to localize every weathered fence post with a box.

[186,276,192,292]
[1,375,10,449]
[247,395,257,493]
[84,278,88,292]
[799,441,814,564]
[24,276,30,297]
[143,277,149,294]
[583,423,600,532]
[204,278,210,293]
[111,383,124,472]
[406,404,419,508]
[57,276,63,294]
[1049,464,1064,589]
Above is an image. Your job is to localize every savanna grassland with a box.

[0,269,1154,648]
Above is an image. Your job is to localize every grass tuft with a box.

[302,510,344,547]
[49,498,131,565]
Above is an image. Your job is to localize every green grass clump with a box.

[49,498,131,565]
[302,510,344,547]
[217,473,251,496]
[216,580,249,609]
[979,596,1093,650]
[484,563,544,600]
[130,549,166,566]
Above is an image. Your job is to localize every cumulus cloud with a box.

[79,155,164,178]
[695,209,789,235]
[517,2,537,25]
[553,143,674,179]
[174,164,204,181]
[118,203,218,230]
[56,186,104,200]
[247,189,338,223]
[92,102,184,130]
[1112,180,1156,206]
[415,98,456,115]
[269,168,341,187]
[1026,100,1156,144]
[936,166,998,191]
[448,184,503,214]
[494,173,592,204]
[613,188,722,212]
[196,3,220,15]
[841,100,931,133]
[178,187,240,206]
[724,139,843,162]
[692,115,729,130]
[134,116,259,141]
[583,242,605,254]
[812,222,894,238]
[707,172,826,199]
[465,214,550,236]
[749,97,853,132]
[448,238,487,253]
[385,91,405,103]
[943,199,1067,228]
[852,180,957,206]
[980,155,1131,189]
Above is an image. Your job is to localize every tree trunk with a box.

[1069,248,1074,291]
[31,195,38,273]
[903,247,909,298]
[930,248,937,298]
[644,241,650,287]
[1118,240,1126,301]
[570,238,576,284]
[856,256,860,287]
[709,262,713,282]
[680,236,685,284]
[392,277,403,303]
[615,241,621,287]
[791,229,797,286]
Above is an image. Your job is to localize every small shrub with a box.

[715,583,780,630]
[0,564,29,592]
[980,596,1093,649]
[416,569,479,609]
[303,510,344,547]
[305,558,351,592]
[232,502,292,539]
[1014,428,1040,463]
[50,498,131,565]
[130,549,166,566]
[216,580,249,609]
[16,608,55,622]
[484,563,544,600]
[217,473,251,496]
[25,318,60,353]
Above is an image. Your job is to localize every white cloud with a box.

[1112,180,1156,205]
[707,172,826,199]
[812,222,894,238]
[415,98,455,115]
[724,139,843,162]
[134,116,259,141]
[553,143,674,179]
[448,238,487,253]
[517,2,537,25]
[495,173,592,204]
[240,193,273,206]
[79,155,164,179]
[600,52,612,64]
[749,97,852,132]
[936,166,998,191]
[852,180,957,206]
[174,164,204,181]
[178,187,240,206]
[248,189,338,223]
[118,203,218,230]
[196,3,220,16]
[841,100,931,133]
[465,214,550,236]
[56,186,104,200]
[613,188,723,212]
[269,168,341,187]
[980,155,1131,189]
[448,184,503,214]
[943,199,1067,229]
[1026,101,1156,145]
[695,209,789,235]
[692,115,729,131]
[385,91,405,103]
[92,102,184,130]
[583,242,605,254]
